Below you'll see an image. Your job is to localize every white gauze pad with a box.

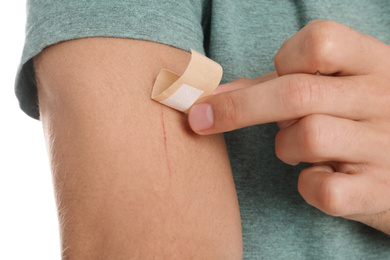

[151,49,223,113]
[160,84,204,112]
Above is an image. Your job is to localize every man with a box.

[16,1,390,258]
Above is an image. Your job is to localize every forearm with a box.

[35,38,242,259]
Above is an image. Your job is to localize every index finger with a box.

[188,73,372,134]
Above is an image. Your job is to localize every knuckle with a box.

[299,168,346,216]
[299,115,327,158]
[279,75,323,115]
[215,92,243,126]
[301,167,370,217]
[304,20,339,70]
[316,176,346,216]
[314,175,370,217]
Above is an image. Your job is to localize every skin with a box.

[188,20,390,235]
[35,38,242,259]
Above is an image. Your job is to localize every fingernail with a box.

[286,161,300,166]
[312,164,335,173]
[189,103,214,132]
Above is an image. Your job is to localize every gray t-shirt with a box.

[15,1,390,259]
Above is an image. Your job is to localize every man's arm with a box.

[35,38,242,259]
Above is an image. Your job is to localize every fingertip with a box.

[188,103,214,133]
[285,161,300,166]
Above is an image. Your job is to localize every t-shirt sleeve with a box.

[15,0,209,119]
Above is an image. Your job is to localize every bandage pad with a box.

[151,49,223,113]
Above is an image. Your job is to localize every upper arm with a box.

[34,38,242,259]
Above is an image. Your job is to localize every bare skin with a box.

[189,20,390,235]
[35,38,242,259]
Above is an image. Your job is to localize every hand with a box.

[188,20,390,234]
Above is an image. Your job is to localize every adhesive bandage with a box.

[151,49,223,113]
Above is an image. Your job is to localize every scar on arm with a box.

[160,107,172,176]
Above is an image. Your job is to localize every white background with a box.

[0,1,61,259]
